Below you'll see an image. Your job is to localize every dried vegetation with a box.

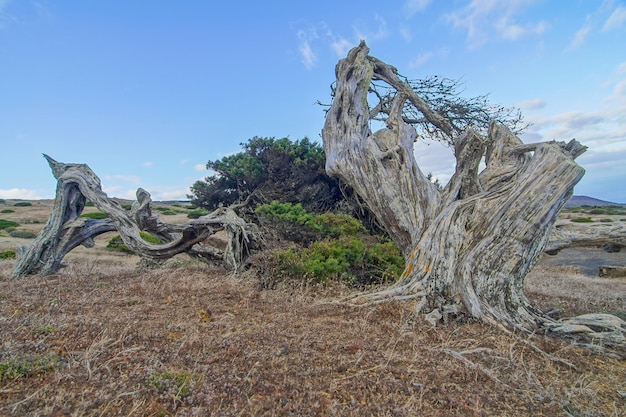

[0,201,625,416]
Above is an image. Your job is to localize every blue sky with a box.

[1,0,625,203]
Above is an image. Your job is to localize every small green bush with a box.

[154,207,179,215]
[140,231,162,244]
[80,212,108,219]
[121,203,132,210]
[0,354,62,379]
[13,202,32,207]
[106,235,133,253]
[0,199,6,204]
[85,201,95,207]
[0,219,19,230]
[107,232,162,253]
[0,209,14,214]
[273,237,404,285]
[0,250,16,259]
[598,218,614,223]
[571,217,594,223]
[187,209,209,219]
[8,229,36,239]
[147,370,200,402]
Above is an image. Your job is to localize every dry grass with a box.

[1,256,625,417]
[0,201,625,416]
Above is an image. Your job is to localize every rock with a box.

[599,265,626,278]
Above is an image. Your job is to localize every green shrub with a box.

[0,209,14,214]
[571,217,594,223]
[257,202,404,286]
[273,236,403,285]
[80,212,108,219]
[8,229,36,239]
[256,202,366,243]
[85,201,95,207]
[256,201,314,225]
[154,207,179,215]
[0,250,16,259]
[0,219,18,230]
[187,209,209,219]
[599,218,614,223]
[106,235,133,253]
[308,212,366,237]
[121,203,132,210]
[13,202,32,207]
[147,370,200,402]
[140,231,162,244]
[0,354,62,379]
[0,199,6,204]
[107,232,162,253]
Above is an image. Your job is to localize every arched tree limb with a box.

[323,41,625,346]
[11,155,257,278]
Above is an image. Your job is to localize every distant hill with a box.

[565,195,624,207]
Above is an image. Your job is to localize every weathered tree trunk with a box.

[322,42,624,343]
[11,155,256,278]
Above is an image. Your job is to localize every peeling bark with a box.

[11,155,256,278]
[322,41,624,345]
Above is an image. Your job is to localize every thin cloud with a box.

[142,161,153,167]
[296,25,321,69]
[299,40,316,69]
[605,78,626,103]
[330,37,353,57]
[104,174,142,184]
[194,163,207,172]
[516,98,546,110]
[403,0,432,17]
[566,25,591,51]
[603,5,626,31]
[446,0,548,48]
[495,17,548,41]
[408,51,434,68]
[353,14,389,43]
[0,188,47,200]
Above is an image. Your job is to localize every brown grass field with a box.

[0,200,625,416]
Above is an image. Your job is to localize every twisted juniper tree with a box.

[322,41,624,343]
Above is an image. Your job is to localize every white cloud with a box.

[516,98,546,110]
[295,25,321,69]
[0,188,48,200]
[299,39,316,69]
[152,187,190,201]
[330,37,353,57]
[495,17,548,41]
[142,161,153,167]
[353,14,389,43]
[399,25,412,42]
[404,0,432,16]
[603,5,626,31]
[194,163,207,172]
[566,25,591,51]
[104,174,142,184]
[605,78,626,103]
[408,51,434,68]
[446,0,548,48]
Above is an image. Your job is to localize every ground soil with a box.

[0,201,625,416]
